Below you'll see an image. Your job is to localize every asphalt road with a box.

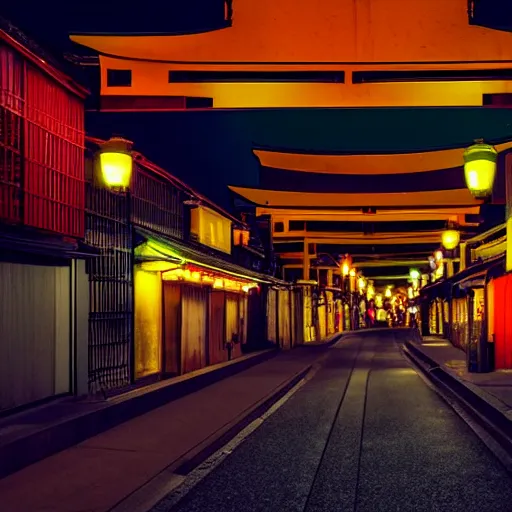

[153,330,512,512]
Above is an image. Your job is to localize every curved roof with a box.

[229,187,481,209]
[70,0,512,63]
[254,141,512,175]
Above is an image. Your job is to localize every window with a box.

[168,71,345,83]
[106,69,132,87]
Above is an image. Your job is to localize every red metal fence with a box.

[0,42,85,238]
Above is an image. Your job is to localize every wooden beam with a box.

[258,206,481,219]
[254,142,512,176]
[232,186,481,208]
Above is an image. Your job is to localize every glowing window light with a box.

[99,137,133,189]
[463,141,498,199]
[139,261,178,272]
[442,230,460,250]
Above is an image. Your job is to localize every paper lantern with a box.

[463,141,497,199]
[99,137,133,188]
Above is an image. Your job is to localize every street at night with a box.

[154,331,512,512]
[4,2,512,511]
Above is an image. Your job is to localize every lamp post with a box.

[97,136,135,381]
[462,140,497,373]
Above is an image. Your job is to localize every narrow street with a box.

[153,330,512,512]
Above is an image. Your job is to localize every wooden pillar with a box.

[446,259,455,278]
[327,269,333,287]
[459,242,467,271]
[303,238,310,281]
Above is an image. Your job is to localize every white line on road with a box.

[142,360,326,512]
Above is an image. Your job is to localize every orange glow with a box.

[254,142,512,176]
[161,265,256,292]
[234,228,250,246]
[93,55,512,108]
[257,206,481,225]
[229,187,481,209]
[72,0,512,108]
[72,1,512,63]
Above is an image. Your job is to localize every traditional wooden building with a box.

[0,18,90,412]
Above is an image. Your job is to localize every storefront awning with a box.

[134,228,285,285]
[0,225,100,260]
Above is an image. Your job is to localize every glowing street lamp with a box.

[340,254,352,277]
[99,137,134,189]
[442,229,460,250]
[463,140,497,200]
[409,268,420,281]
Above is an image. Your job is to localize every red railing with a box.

[0,41,85,238]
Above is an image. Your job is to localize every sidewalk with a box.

[0,344,333,512]
[407,336,512,411]
[0,348,278,479]
[403,335,512,459]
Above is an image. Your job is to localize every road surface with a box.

[152,329,512,512]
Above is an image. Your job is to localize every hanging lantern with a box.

[441,229,460,250]
[99,137,134,188]
[463,140,497,199]
[409,268,420,281]
[340,254,352,276]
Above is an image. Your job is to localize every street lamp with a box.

[99,137,134,189]
[442,229,460,250]
[463,140,497,200]
[97,136,135,381]
[409,268,420,281]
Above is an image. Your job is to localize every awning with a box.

[451,254,505,292]
[134,228,286,285]
[0,226,100,260]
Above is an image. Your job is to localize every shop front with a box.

[133,232,273,379]
[451,255,504,372]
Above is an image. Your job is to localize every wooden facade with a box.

[0,22,89,412]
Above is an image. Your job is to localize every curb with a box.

[110,361,316,512]
[0,349,278,479]
[403,340,512,461]
[173,362,313,475]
